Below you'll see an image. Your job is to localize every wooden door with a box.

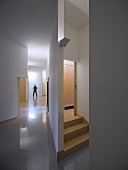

[64,63,74,107]
[19,78,26,102]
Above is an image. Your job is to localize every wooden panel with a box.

[64,64,74,106]
[42,81,47,96]
[20,78,26,102]
[74,62,77,115]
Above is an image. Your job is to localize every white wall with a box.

[58,0,64,152]
[58,45,64,152]
[58,0,64,41]
[48,0,64,153]
[68,0,89,15]
[42,70,46,83]
[64,23,79,62]
[42,70,47,96]
[90,1,128,169]
[49,22,59,152]
[46,52,49,80]
[77,24,89,121]
[48,0,74,154]
[28,66,42,99]
[0,36,27,122]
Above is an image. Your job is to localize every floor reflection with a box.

[19,97,49,169]
[0,97,89,170]
[33,99,37,107]
[57,146,89,170]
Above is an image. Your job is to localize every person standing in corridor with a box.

[33,84,37,99]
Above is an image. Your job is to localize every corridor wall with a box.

[48,0,64,153]
[64,23,79,62]
[0,36,27,122]
[77,24,89,121]
[90,1,128,169]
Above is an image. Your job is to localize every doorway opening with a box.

[17,77,28,114]
[19,78,28,102]
[63,60,77,121]
[27,67,47,102]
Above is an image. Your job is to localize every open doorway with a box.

[64,60,77,121]
[19,78,28,102]
[64,60,75,109]
[27,67,43,100]
[61,59,89,161]
[17,77,28,114]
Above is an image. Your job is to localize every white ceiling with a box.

[0,0,89,68]
[65,0,89,29]
[68,0,89,15]
[0,0,56,68]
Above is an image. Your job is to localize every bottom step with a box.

[64,132,89,151]
[57,133,89,161]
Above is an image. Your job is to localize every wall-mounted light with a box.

[59,37,70,47]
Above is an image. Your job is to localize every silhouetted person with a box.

[33,84,37,99]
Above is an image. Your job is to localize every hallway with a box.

[0,97,89,170]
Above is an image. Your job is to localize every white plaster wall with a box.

[68,0,89,15]
[48,0,64,153]
[42,70,46,83]
[58,45,64,151]
[46,52,49,80]
[77,24,89,121]
[64,23,79,62]
[42,70,47,96]
[58,0,64,41]
[0,36,27,122]
[49,12,59,152]
[49,0,59,153]
[58,0,64,152]
[90,1,128,169]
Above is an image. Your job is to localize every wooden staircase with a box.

[57,115,89,161]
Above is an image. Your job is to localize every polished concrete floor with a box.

[0,97,89,170]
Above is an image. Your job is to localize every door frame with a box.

[74,62,77,115]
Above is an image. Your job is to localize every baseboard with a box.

[47,114,57,160]
[0,117,17,124]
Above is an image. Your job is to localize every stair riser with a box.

[64,118,82,128]
[64,126,89,142]
[63,139,89,160]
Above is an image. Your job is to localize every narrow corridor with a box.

[0,97,89,170]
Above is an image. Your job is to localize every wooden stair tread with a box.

[64,133,89,151]
[64,115,82,123]
[64,123,88,135]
